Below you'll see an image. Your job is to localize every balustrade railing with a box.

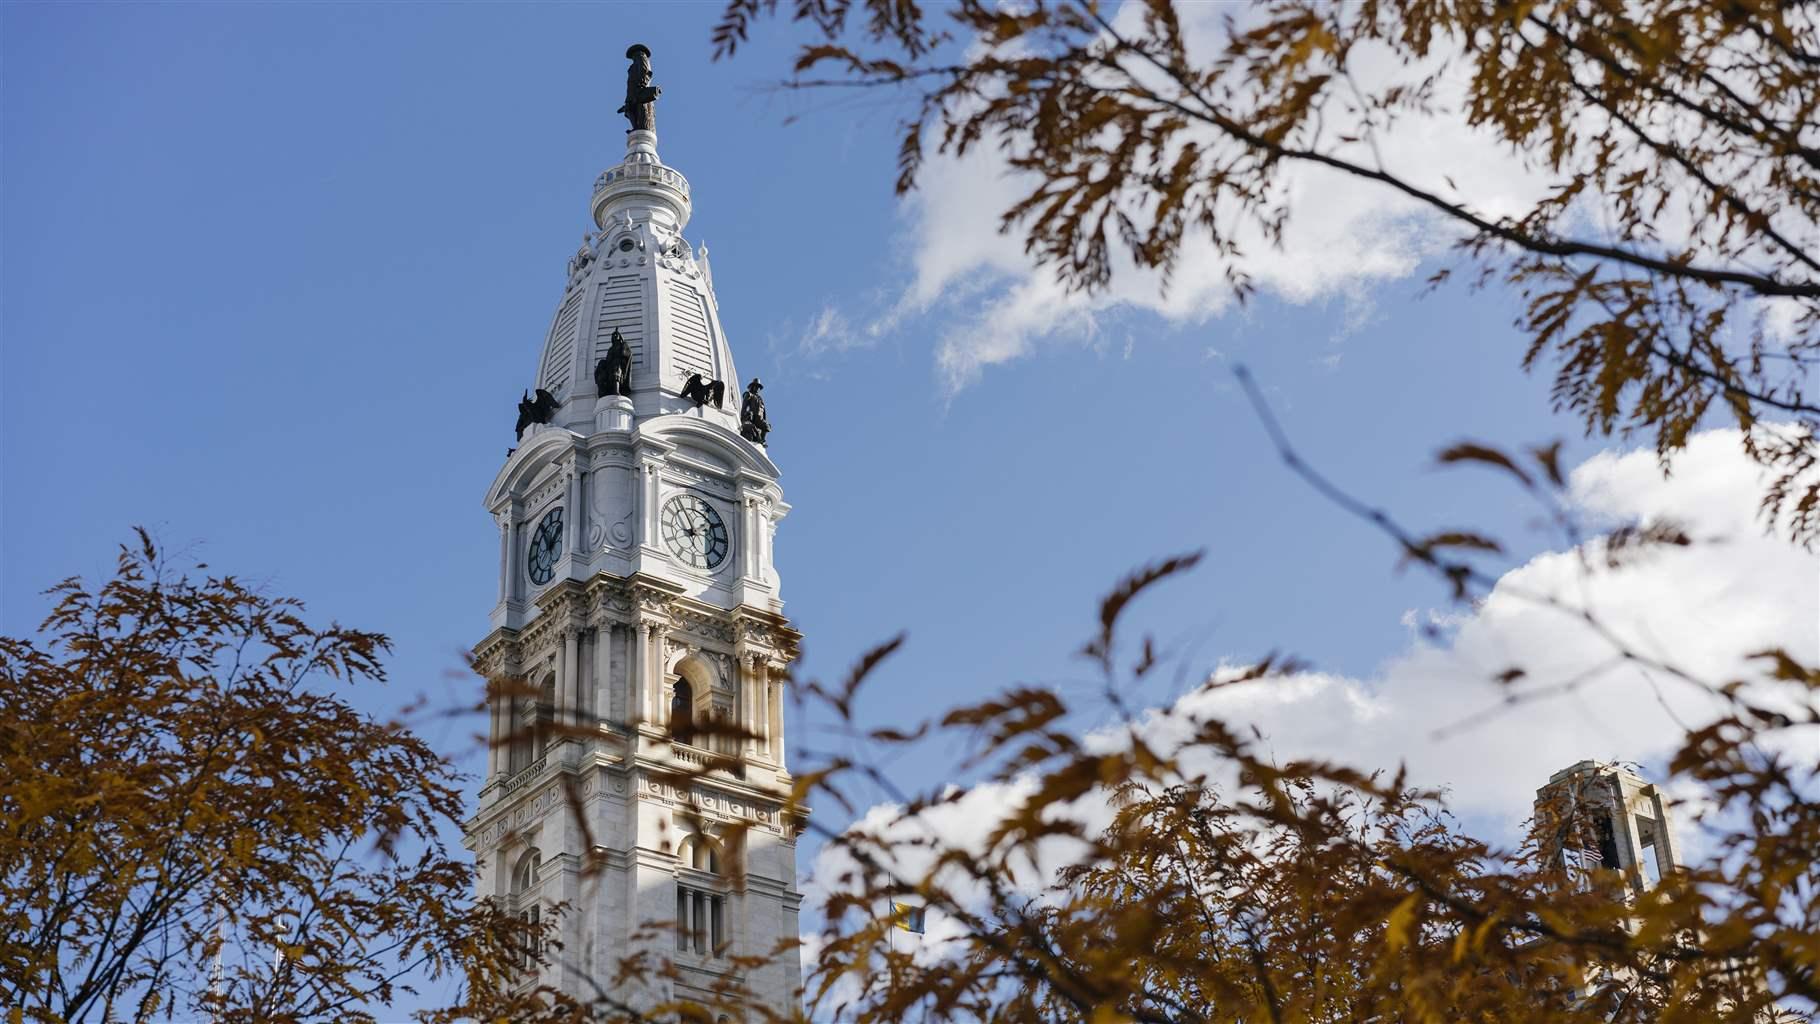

[501,755,549,795]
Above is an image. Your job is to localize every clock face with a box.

[660,494,729,570]
[527,507,564,585]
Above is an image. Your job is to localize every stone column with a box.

[1649,788,1681,874]
[759,501,776,585]
[565,469,583,563]
[744,651,766,759]
[765,663,785,769]
[650,624,671,728]
[593,624,612,728]
[508,521,522,603]
[743,496,760,582]
[632,621,650,730]
[732,644,752,757]
[495,512,510,604]
[641,461,663,549]
[577,628,593,724]
[485,676,503,777]
[557,629,579,731]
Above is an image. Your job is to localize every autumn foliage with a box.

[0,531,539,1023]
[794,553,1818,1021]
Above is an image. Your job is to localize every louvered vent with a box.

[541,291,582,394]
[595,275,645,369]
[666,279,715,382]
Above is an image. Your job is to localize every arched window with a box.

[511,849,543,970]
[691,838,720,874]
[508,673,556,774]
[675,835,725,957]
[508,689,530,774]
[670,679,694,741]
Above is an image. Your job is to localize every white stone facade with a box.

[463,129,803,1016]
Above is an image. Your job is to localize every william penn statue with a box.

[618,43,660,132]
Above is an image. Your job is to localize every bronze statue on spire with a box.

[617,44,661,133]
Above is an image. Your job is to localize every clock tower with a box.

[462,55,802,1016]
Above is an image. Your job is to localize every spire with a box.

[521,43,742,439]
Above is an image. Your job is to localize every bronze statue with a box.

[739,378,769,444]
[514,388,561,439]
[594,328,632,397]
[617,43,661,133]
[680,373,725,409]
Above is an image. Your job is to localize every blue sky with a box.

[8,2,1812,1017]
[2,0,1558,719]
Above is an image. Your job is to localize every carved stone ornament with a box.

[656,236,701,278]
[567,232,595,280]
[632,585,674,617]
[665,461,735,495]
[673,607,736,645]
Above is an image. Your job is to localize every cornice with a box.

[473,624,522,663]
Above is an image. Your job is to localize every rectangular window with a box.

[520,905,541,971]
[675,885,725,957]
[1596,816,1621,870]
[693,890,707,953]
[1637,816,1665,887]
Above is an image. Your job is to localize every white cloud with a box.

[1151,427,1815,829]
[1760,296,1810,343]
[800,777,1064,921]
[851,3,1558,394]
[831,2,1820,396]
[798,303,860,356]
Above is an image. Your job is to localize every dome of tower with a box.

[526,129,741,436]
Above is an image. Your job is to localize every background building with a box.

[1535,760,1682,896]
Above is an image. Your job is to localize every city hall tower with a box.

[462,45,802,1015]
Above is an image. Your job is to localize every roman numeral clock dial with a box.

[526,506,564,586]
[659,494,729,570]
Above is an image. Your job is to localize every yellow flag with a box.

[890,902,926,934]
